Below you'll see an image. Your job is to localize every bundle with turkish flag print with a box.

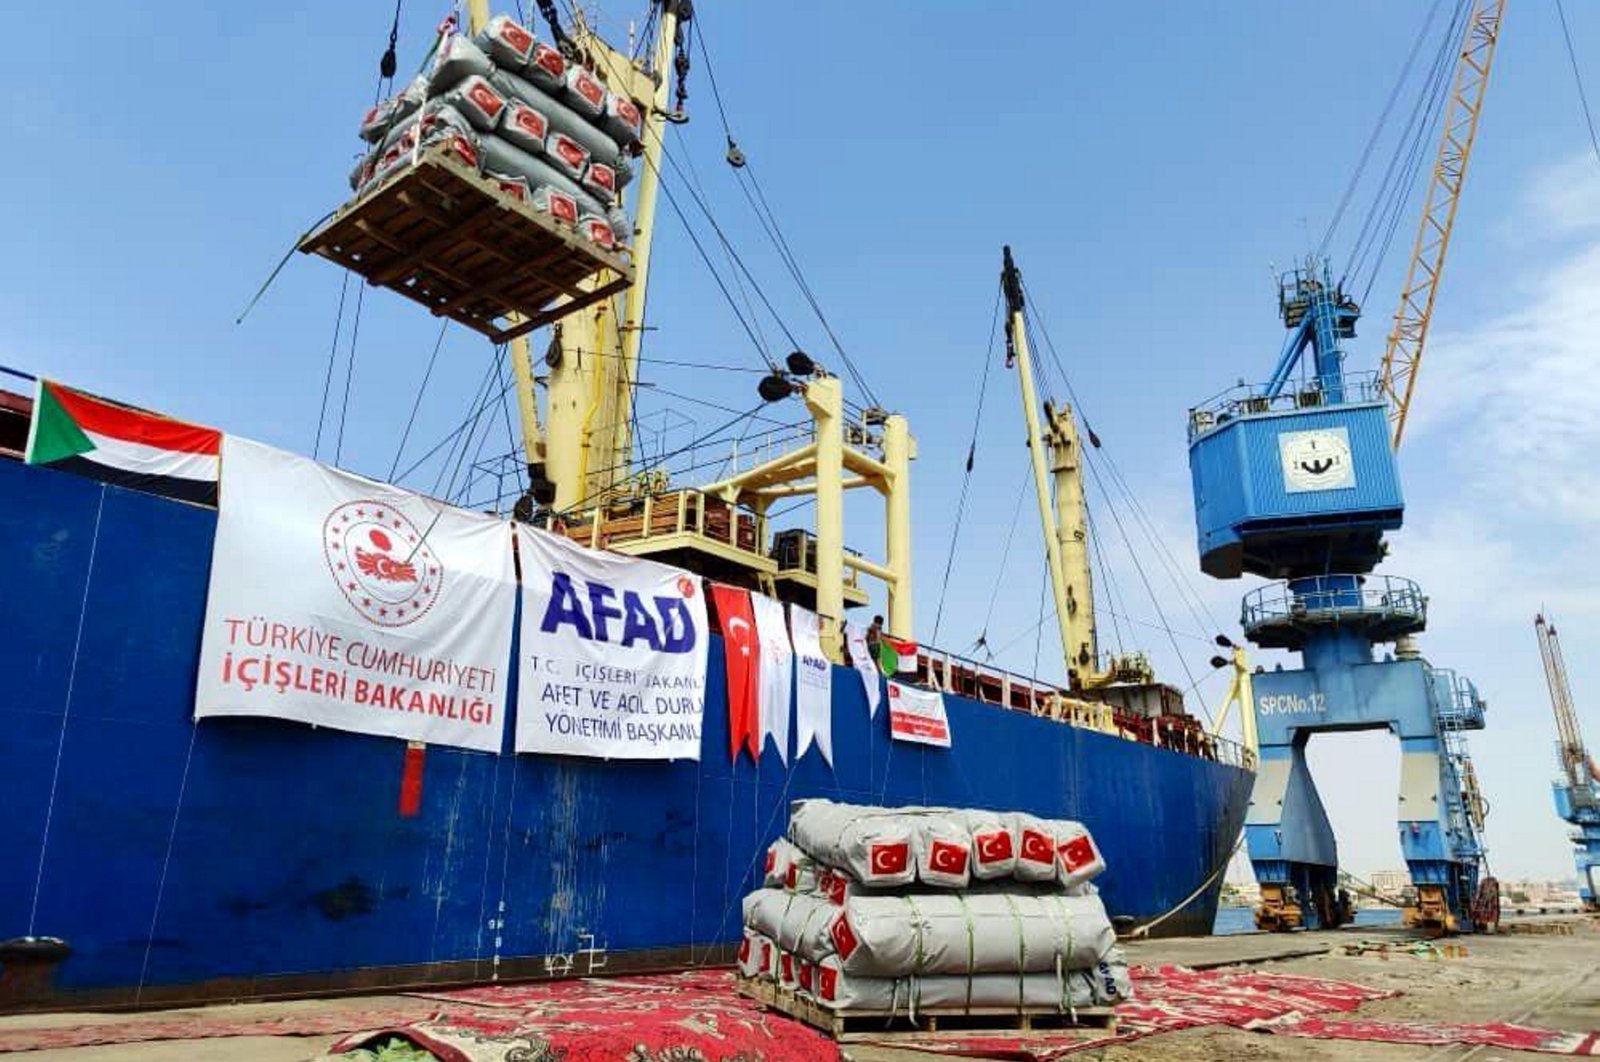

[741,798,1129,1015]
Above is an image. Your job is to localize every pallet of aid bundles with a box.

[299,13,639,341]
[736,799,1130,1040]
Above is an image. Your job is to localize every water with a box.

[1212,905,1403,935]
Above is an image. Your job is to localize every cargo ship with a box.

[0,1,1252,1010]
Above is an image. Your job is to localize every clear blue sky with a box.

[5,0,1600,882]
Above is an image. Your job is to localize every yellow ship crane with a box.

[1377,0,1506,448]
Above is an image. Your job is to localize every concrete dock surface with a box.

[1,916,1593,1061]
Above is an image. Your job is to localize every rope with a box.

[973,468,1032,658]
[932,290,1001,644]
[333,283,367,465]
[1121,837,1244,939]
[1556,0,1600,172]
[312,272,351,460]
[27,492,103,935]
[389,320,451,480]
[1318,0,1450,259]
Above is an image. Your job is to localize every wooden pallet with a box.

[298,142,634,343]
[736,974,1116,1042]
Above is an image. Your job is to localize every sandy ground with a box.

[1,917,1595,1061]
[1086,917,1600,1062]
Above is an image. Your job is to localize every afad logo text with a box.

[538,571,698,652]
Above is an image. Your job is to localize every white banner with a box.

[751,592,793,763]
[887,680,952,748]
[790,604,833,765]
[845,619,882,718]
[195,437,515,752]
[514,523,709,760]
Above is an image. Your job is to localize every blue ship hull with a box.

[0,460,1252,1009]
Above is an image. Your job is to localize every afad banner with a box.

[515,523,709,760]
[194,437,516,752]
[886,680,952,748]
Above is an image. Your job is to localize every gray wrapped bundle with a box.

[473,13,535,69]
[599,93,644,149]
[498,99,549,156]
[523,40,568,93]
[435,75,507,132]
[490,69,631,174]
[811,951,1132,1012]
[789,800,918,887]
[429,33,495,92]
[955,808,1018,881]
[763,837,805,889]
[562,65,607,119]
[826,891,1116,977]
[360,75,428,143]
[378,103,475,155]
[913,815,973,889]
[477,135,606,217]
[531,185,578,225]
[738,928,776,978]
[741,888,835,959]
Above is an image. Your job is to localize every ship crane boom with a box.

[1377,0,1505,448]
[1536,615,1596,795]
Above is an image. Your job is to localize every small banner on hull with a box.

[514,523,709,760]
[194,437,516,752]
[886,680,951,748]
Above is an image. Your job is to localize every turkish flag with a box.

[830,911,859,958]
[1020,828,1055,866]
[974,828,1013,865]
[929,839,969,875]
[867,840,909,877]
[1059,834,1097,872]
[710,583,760,760]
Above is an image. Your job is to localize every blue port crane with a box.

[1186,0,1504,933]
[1534,615,1600,910]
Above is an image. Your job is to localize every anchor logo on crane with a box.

[1279,428,1355,493]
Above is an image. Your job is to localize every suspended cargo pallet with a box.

[298,140,634,343]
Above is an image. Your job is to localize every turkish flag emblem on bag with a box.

[1059,834,1098,872]
[829,911,859,959]
[1020,828,1055,866]
[867,840,909,878]
[974,828,1013,866]
[928,839,969,875]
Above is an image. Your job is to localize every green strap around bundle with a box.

[1001,892,1027,1009]
[957,891,976,1012]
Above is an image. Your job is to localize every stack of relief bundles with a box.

[347,13,639,249]
[739,800,1131,1016]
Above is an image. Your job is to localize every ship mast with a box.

[463,0,679,512]
[1000,247,1113,688]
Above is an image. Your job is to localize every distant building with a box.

[1369,869,1410,897]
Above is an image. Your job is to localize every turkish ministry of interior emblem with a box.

[322,501,442,627]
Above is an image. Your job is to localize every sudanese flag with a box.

[25,379,220,505]
[710,583,760,761]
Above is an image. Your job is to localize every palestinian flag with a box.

[877,635,918,676]
[25,379,221,504]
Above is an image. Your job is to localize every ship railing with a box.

[1187,370,1384,441]
[553,488,766,558]
[1241,573,1426,632]
[909,644,1252,768]
[770,529,864,594]
[0,364,36,461]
